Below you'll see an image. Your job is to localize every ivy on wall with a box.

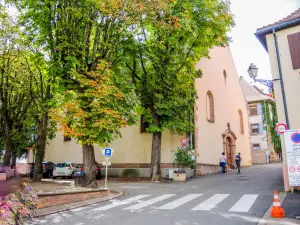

[261,101,282,157]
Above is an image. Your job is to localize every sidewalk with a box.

[0,176,22,197]
[258,192,300,225]
[29,179,122,217]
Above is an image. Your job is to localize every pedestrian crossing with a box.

[92,193,259,213]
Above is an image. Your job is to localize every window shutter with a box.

[257,104,262,115]
[288,32,300,69]
[259,124,264,134]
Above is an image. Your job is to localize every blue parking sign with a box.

[104,148,112,157]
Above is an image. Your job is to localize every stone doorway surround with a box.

[222,123,237,169]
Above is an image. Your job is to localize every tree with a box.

[122,0,234,180]
[0,7,33,166]
[11,0,165,187]
[22,49,57,181]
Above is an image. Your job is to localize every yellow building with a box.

[255,8,300,191]
[28,46,252,177]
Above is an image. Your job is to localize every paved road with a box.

[30,164,283,225]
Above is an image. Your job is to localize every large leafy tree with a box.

[122,0,234,180]
[9,0,169,187]
[0,8,33,166]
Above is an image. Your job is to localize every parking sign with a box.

[103,148,113,157]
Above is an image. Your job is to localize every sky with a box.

[229,0,300,90]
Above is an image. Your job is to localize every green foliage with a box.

[11,0,144,146]
[122,0,234,135]
[122,169,141,178]
[173,146,195,170]
[262,101,282,155]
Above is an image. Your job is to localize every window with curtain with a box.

[206,91,215,123]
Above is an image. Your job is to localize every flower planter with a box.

[0,173,6,181]
[173,173,186,182]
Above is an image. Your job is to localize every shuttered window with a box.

[288,32,300,69]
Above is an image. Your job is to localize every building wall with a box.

[194,47,252,175]
[266,25,300,191]
[39,119,183,168]
[249,109,268,164]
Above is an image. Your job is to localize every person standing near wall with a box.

[220,152,227,174]
[236,152,241,174]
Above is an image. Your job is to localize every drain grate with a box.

[237,178,249,180]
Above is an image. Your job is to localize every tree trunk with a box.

[82,144,98,188]
[3,130,13,166]
[11,151,17,169]
[33,114,48,181]
[150,132,162,181]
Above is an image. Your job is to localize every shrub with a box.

[0,182,37,225]
[122,169,140,178]
[173,146,195,173]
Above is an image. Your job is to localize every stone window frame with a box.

[252,143,261,150]
[249,104,258,116]
[250,124,259,135]
[206,91,215,123]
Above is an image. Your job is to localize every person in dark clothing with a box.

[236,152,241,174]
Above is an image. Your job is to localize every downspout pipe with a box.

[272,28,290,129]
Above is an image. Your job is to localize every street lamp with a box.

[247,63,258,79]
[247,63,274,93]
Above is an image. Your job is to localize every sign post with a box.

[102,148,114,190]
[284,130,300,186]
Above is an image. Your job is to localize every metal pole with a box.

[264,101,270,163]
[190,114,193,149]
[273,29,290,129]
[105,164,108,189]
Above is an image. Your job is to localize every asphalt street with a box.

[29,164,283,225]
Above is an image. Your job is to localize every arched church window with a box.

[206,91,215,123]
[238,109,244,134]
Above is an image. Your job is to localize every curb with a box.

[37,188,107,196]
[257,192,287,225]
[35,190,123,217]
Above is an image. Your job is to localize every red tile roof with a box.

[258,8,300,30]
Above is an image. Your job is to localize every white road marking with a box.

[92,195,149,211]
[124,194,175,210]
[229,194,258,212]
[157,194,202,210]
[191,194,230,211]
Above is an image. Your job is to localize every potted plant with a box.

[173,147,195,182]
[0,167,6,181]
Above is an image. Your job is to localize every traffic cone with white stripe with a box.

[271,190,285,218]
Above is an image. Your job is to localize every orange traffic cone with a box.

[270,190,285,218]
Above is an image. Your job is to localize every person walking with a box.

[220,152,227,174]
[236,152,241,174]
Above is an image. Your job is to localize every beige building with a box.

[255,8,300,191]
[28,46,252,177]
[194,47,252,175]
[239,78,280,164]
